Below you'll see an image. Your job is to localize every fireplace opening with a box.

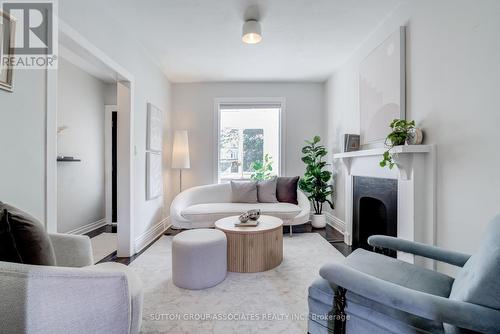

[353,176,397,257]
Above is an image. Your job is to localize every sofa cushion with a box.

[257,177,278,203]
[0,202,56,266]
[181,202,301,222]
[449,215,500,310]
[276,176,299,204]
[230,180,258,203]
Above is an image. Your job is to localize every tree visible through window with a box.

[218,105,280,182]
[243,129,263,172]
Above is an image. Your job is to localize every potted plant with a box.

[380,119,417,169]
[299,136,334,228]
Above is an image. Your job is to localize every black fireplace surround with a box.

[352,176,397,257]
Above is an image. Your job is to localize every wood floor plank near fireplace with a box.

[333,145,437,268]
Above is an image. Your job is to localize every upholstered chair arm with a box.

[368,235,471,267]
[49,233,94,267]
[0,263,132,334]
[319,262,500,333]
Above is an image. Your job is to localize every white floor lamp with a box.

[172,130,190,192]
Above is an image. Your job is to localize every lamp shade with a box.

[172,130,190,169]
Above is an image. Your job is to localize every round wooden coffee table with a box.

[215,215,283,273]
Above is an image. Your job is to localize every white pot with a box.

[311,214,326,228]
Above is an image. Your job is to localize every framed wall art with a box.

[147,102,163,152]
[146,151,163,200]
[0,10,15,92]
[359,26,406,145]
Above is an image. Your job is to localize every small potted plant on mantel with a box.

[299,136,334,228]
[380,119,423,169]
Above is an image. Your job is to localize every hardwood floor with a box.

[85,224,116,238]
[96,222,353,266]
[284,223,353,257]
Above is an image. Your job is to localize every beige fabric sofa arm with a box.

[49,233,94,267]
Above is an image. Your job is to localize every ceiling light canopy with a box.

[242,19,262,44]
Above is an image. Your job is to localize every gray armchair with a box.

[0,233,143,334]
[308,215,500,334]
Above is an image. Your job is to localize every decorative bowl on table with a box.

[238,212,251,223]
[247,209,261,221]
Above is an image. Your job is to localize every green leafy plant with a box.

[250,153,274,180]
[380,119,416,169]
[298,136,334,215]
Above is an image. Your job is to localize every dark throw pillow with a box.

[276,176,299,204]
[257,177,278,203]
[230,180,258,203]
[0,202,56,266]
[0,209,23,263]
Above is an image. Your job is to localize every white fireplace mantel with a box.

[333,145,434,180]
[333,144,436,268]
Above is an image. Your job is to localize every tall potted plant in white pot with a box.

[299,136,334,228]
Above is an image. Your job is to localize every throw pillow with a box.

[257,177,278,203]
[230,180,258,203]
[0,202,56,266]
[0,209,22,263]
[276,176,299,204]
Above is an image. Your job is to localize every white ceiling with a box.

[101,0,400,83]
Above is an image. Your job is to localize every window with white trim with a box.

[217,103,281,183]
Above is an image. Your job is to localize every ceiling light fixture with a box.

[242,19,262,44]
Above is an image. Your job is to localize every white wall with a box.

[325,0,500,274]
[0,0,173,251]
[57,59,106,233]
[59,0,175,242]
[0,70,46,221]
[104,83,117,105]
[172,82,325,189]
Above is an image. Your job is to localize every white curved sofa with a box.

[170,183,310,235]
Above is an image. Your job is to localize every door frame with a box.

[47,20,136,257]
[104,105,117,227]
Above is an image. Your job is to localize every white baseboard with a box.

[134,216,169,253]
[67,218,107,235]
[325,212,345,235]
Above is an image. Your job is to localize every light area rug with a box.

[90,233,117,263]
[130,233,345,334]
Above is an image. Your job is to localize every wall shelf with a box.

[57,156,81,162]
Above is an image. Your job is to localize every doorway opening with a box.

[47,22,136,258]
[112,111,117,223]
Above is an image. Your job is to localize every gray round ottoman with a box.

[172,229,227,290]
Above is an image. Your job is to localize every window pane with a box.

[243,129,263,172]
[219,128,239,176]
[218,106,280,182]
